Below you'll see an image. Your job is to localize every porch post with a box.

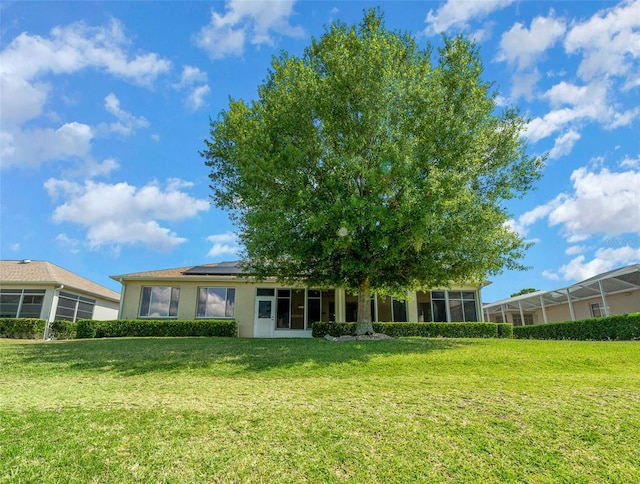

[598,280,610,316]
[566,288,576,321]
[518,301,525,326]
[539,295,548,324]
[500,304,506,324]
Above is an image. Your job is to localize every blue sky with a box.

[1,0,639,303]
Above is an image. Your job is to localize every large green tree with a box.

[202,10,544,335]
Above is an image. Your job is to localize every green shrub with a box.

[48,320,77,340]
[0,318,46,339]
[497,323,514,339]
[312,321,508,338]
[513,312,640,340]
[76,319,238,338]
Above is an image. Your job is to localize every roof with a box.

[111,260,246,280]
[0,260,120,302]
[484,264,640,313]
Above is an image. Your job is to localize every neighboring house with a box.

[112,261,484,338]
[0,260,120,324]
[483,264,640,326]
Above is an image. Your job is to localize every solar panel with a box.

[182,261,244,275]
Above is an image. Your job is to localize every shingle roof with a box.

[111,261,245,280]
[0,260,120,301]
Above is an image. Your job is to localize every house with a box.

[0,260,120,325]
[111,261,484,338]
[483,264,640,326]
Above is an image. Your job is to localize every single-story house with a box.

[483,264,640,325]
[111,261,485,338]
[0,260,120,324]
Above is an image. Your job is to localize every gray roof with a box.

[111,260,245,280]
[1,260,120,302]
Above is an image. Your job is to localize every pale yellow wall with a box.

[119,280,484,337]
[120,279,287,338]
[608,290,640,314]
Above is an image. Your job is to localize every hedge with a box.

[76,319,238,338]
[312,321,513,339]
[0,318,46,339]
[513,312,640,341]
[0,318,77,340]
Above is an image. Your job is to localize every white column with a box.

[500,304,506,324]
[566,288,576,321]
[539,295,548,324]
[518,301,525,326]
[598,280,610,317]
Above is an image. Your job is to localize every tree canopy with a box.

[202,9,544,334]
[510,288,539,298]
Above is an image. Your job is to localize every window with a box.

[55,292,95,322]
[591,302,605,318]
[431,291,478,322]
[140,287,180,318]
[197,288,235,318]
[392,298,408,322]
[512,313,534,326]
[0,289,45,318]
[262,288,332,330]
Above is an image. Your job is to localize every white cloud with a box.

[0,18,169,170]
[554,246,640,281]
[548,129,581,160]
[497,12,566,70]
[9,243,21,251]
[174,65,208,89]
[173,65,210,111]
[0,19,170,124]
[186,84,211,110]
[103,93,149,136]
[542,270,560,281]
[510,70,540,100]
[548,167,640,242]
[206,232,242,258]
[565,245,587,256]
[424,0,514,35]
[1,122,94,169]
[56,233,81,254]
[525,80,638,145]
[509,194,566,237]
[620,155,640,168]
[44,178,209,252]
[194,0,305,60]
[564,0,640,84]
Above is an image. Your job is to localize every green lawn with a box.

[1,337,638,483]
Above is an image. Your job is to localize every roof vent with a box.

[20,259,32,264]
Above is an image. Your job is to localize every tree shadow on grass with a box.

[10,337,477,377]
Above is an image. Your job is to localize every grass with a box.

[1,337,639,483]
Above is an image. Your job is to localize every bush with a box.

[76,319,238,338]
[0,318,46,339]
[513,312,640,341]
[312,321,510,339]
[47,320,77,340]
[497,323,514,339]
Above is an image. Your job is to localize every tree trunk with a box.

[355,278,375,335]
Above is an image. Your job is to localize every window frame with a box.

[55,291,96,322]
[196,287,235,319]
[139,286,180,318]
[0,289,45,318]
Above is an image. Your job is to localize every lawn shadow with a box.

[10,337,476,377]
